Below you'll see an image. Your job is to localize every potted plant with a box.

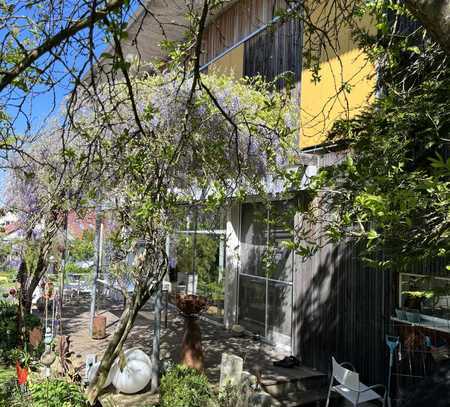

[175,294,208,371]
[11,348,32,389]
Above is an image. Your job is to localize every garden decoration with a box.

[29,326,43,348]
[386,335,399,407]
[92,315,107,339]
[40,347,57,378]
[14,348,32,391]
[176,293,208,371]
[16,361,28,389]
[110,348,152,393]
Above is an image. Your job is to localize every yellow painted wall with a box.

[208,44,244,78]
[299,8,376,149]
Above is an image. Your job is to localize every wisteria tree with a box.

[0,0,449,163]
[4,132,80,341]
[67,67,297,402]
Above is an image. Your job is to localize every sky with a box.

[0,1,139,195]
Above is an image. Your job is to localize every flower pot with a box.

[16,362,28,386]
[176,294,208,372]
[92,315,107,339]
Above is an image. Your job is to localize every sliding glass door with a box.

[238,201,294,348]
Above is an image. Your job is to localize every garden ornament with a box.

[110,348,152,394]
[41,347,57,378]
[386,335,399,407]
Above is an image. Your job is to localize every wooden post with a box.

[89,206,103,337]
[59,211,68,335]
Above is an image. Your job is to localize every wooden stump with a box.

[92,315,107,339]
[181,316,204,371]
[29,326,43,348]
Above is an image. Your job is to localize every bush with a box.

[160,365,212,407]
[0,378,87,407]
[0,301,41,364]
[0,375,22,407]
[29,379,88,407]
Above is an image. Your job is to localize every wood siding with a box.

[244,17,301,89]
[294,238,396,384]
[200,0,287,65]
[294,233,448,385]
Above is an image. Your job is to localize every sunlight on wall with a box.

[208,44,244,78]
[299,49,375,149]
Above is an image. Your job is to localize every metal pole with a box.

[59,211,68,335]
[150,283,162,393]
[191,207,198,295]
[89,206,103,337]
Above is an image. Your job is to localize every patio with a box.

[56,296,330,406]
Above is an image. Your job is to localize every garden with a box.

[0,0,449,406]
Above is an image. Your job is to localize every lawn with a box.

[0,270,15,294]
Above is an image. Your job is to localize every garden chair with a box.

[325,357,386,407]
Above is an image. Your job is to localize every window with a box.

[169,207,226,323]
[400,274,450,320]
[238,200,295,348]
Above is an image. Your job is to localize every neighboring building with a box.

[66,210,96,240]
[0,212,22,241]
[0,209,99,271]
[115,0,448,391]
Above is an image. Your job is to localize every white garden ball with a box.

[111,348,152,394]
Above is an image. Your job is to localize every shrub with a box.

[0,378,88,407]
[0,376,22,407]
[0,301,18,356]
[160,364,212,407]
[29,379,88,407]
[0,301,41,364]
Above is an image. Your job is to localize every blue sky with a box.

[0,1,140,194]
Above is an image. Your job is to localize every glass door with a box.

[238,201,294,348]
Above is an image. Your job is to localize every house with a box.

[66,210,96,240]
[116,0,449,392]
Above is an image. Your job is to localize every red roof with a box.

[67,210,96,239]
[3,222,21,236]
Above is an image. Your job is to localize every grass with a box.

[0,271,15,295]
[0,365,15,383]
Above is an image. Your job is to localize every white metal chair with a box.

[326,357,386,407]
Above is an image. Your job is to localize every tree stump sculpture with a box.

[176,294,208,371]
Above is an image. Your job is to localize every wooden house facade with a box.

[123,0,449,391]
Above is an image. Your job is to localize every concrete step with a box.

[244,364,331,407]
[259,365,328,399]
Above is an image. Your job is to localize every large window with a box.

[169,207,226,322]
[238,201,294,348]
[400,274,450,322]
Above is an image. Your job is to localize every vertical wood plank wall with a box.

[200,0,287,65]
[244,17,301,89]
[294,238,396,384]
[294,234,448,384]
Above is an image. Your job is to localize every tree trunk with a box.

[86,294,147,404]
[405,0,450,55]
[16,255,47,347]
